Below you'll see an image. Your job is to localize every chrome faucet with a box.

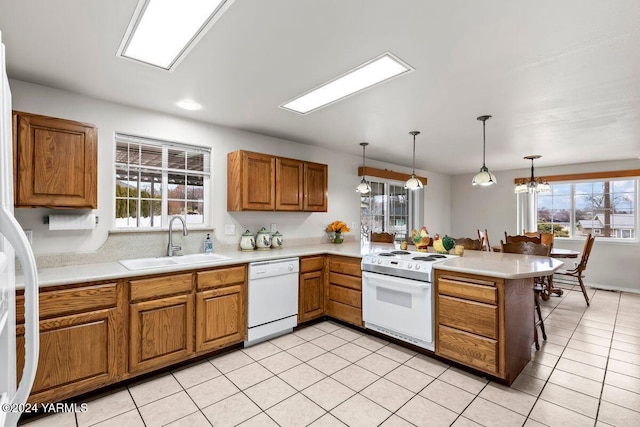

[168,216,188,256]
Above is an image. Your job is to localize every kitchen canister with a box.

[271,231,283,248]
[256,227,272,250]
[240,230,256,251]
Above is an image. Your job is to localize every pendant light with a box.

[515,155,550,193]
[472,115,497,186]
[404,131,423,190]
[356,142,371,194]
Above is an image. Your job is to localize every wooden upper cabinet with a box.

[228,150,328,212]
[13,111,97,208]
[276,157,304,211]
[228,150,275,211]
[303,162,328,212]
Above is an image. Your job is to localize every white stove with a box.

[361,250,457,351]
[361,250,457,282]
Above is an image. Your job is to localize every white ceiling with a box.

[1,0,639,175]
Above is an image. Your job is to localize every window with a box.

[360,179,421,242]
[536,178,637,240]
[115,134,211,228]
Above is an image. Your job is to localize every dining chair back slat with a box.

[370,232,396,243]
[555,234,595,305]
[453,237,483,251]
[505,233,542,244]
[477,229,491,251]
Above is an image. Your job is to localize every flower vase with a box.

[333,231,343,244]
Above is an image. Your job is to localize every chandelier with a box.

[515,155,550,193]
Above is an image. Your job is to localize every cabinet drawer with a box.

[438,325,498,375]
[328,284,361,308]
[326,300,362,327]
[439,277,497,305]
[328,257,361,277]
[130,273,193,302]
[301,256,324,273]
[16,283,117,323]
[196,266,246,290]
[438,295,498,339]
[328,272,361,291]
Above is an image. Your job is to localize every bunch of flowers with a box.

[326,220,351,233]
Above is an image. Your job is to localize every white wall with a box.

[450,160,640,292]
[9,79,452,255]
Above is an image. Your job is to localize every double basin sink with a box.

[119,253,231,271]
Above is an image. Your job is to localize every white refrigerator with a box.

[0,31,39,427]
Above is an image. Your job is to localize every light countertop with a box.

[18,243,563,289]
[433,249,564,279]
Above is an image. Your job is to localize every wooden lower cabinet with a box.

[325,256,363,327]
[16,282,122,404]
[195,266,247,352]
[128,273,194,374]
[298,256,325,323]
[434,270,533,384]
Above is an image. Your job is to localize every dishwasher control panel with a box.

[249,258,300,280]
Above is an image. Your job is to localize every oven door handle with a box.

[362,271,430,292]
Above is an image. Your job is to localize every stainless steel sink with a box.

[119,253,231,270]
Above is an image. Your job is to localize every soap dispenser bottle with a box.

[204,234,213,253]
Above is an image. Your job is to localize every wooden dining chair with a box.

[477,229,491,251]
[501,240,551,350]
[505,233,542,244]
[554,234,595,306]
[454,237,483,250]
[522,230,541,238]
[370,231,396,243]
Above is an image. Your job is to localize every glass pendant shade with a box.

[404,131,423,190]
[356,177,371,193]
[472,115,496,186]
[404,174,423,190]
[514,155,549,193]
[472,166,498,186]
[356,142,371,194]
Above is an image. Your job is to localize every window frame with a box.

[360,177,423,243]
[114,133,212,230]
[534,177,638,243]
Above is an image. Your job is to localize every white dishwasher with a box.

[245,257,299,347]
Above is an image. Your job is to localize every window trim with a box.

[114,133,212,230]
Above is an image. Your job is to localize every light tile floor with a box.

[20,284,640,427]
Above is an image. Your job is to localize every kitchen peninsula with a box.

[16,244,561,404]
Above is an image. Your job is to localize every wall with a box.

[9,79,452,258]
[450,159,640,292]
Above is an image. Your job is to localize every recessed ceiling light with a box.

[117,0,234,70]
[177,99,202,111]
[280,52,414,115]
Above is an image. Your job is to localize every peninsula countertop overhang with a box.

[433,249,564,279]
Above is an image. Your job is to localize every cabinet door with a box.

[303,162,328,212]
[16,308,118,403]
[276,157,304,211]
[129,294,194,373]
[14,112,97,208]
[196,284,246,352]
[228,150,275,211]
[299,270,324,323]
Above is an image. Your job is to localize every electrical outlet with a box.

[351,221,358,230]
[24,229,33,244]
[224,224,236,235]
[270,223,277,233]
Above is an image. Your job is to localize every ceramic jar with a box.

[239,230,256,251]
[271,231,283,248]
[256,227,272,250]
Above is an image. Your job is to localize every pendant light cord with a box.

[482,119,487,167]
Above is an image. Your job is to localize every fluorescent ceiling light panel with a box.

[118,0,233,70]
[281,52,413,114]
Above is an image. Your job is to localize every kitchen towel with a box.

[48,213,96,231]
